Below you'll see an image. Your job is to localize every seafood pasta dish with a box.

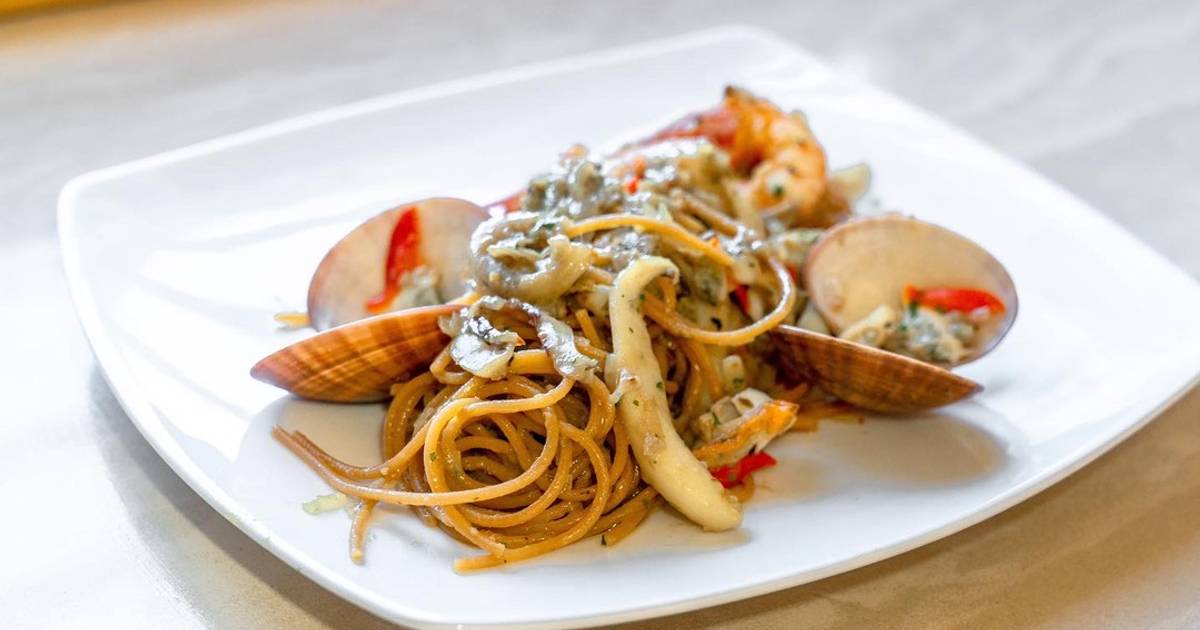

[253,87,1017,571]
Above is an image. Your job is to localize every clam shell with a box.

[251,304,461,402]
[803,213,1017,365]
[771,325,982,413]
[307,197,487,331]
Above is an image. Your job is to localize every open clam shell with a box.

[251,304,461,403]
[802,213,1017,366]
[771,325,983,413]
[307,197,487,331]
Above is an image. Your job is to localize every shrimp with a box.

[643,86,849,228]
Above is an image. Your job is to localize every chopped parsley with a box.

[770,183,785,198]
[530,214,562,234]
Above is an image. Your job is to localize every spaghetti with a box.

[274,342,652,571]
[277,86,863,571]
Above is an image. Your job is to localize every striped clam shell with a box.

[251,304,461,403]
[771,325,982,413]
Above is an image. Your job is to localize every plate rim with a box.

[57,24,1200,629]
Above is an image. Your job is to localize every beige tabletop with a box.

[2,1,1198,628]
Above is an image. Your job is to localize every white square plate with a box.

[60,26,1200,629]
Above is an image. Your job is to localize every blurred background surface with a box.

[2,1,1197,628]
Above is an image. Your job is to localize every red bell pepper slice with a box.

[904,285,1005,314]
[710,452,778,488]
[623,155,647,195]
[365,206,422,313]
[731,284,750,314]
